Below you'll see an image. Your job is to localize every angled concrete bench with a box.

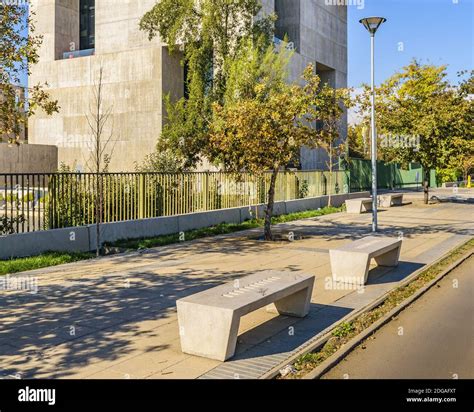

[379,193,404,208]
[345,198,373,214]
[329,236,402,285]
[177,271,315,361]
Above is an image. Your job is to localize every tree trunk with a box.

[328,142,333,208]
[264,168,279,241]
[423,168,429,205]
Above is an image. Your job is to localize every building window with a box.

[80,0,95,50]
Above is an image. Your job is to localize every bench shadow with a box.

[366,261,425,285]
[229,303,353,362]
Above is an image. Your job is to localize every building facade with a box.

[29,0,347,172]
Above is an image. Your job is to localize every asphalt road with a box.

[323,255,474,379]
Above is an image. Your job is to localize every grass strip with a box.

[112,206,343,250]
[283,237,474,379]
[0,252,93,277]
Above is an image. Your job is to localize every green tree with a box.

[347,124,369,159]
[305,79,352,206]
[0,4,59,144]
[140,0,275,167]
[208,40,349,240]
[357,61,472,203]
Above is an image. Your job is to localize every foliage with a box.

[134,149,187,173]
[0,214,26,235]
[0,5,59,144]
[332,322,355,338]
[140,0,275,167]
[347,124,369,159]
[356,61,473,202]
[46,163,94,229]
[436,167,461,185]
[208,38,351,239]
[304,72,352,205]
[298,179,309,199]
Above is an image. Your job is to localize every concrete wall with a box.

[29,0,183,172]
[0,192,369,259]
[275,0,348,170]
[0,144,58,173]
[29,0,347,173]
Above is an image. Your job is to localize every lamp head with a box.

[359,17,387,35]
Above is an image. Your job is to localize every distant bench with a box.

[379,193,404,208]
[345,198,373,214]
[177,271,315,361]
[329,236,402,285]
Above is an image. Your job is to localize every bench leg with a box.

[330,251,371,285]
[379,196,391,208]
[393,197,403,206]
[266,282,314,318]
[346,202,363,214]
[374,246,401,267]
[177,302,240,361]
[362,202,373,213]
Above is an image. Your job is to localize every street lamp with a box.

[360,17,386,233]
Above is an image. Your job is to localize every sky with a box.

[17,0,474,88]
[348,0,474,88]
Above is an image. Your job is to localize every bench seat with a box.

[379,193,404,208]
[345,197,373,214]
[177,271,315,361]
[329,236,402,285]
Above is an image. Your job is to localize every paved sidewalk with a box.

[1,192,473,379]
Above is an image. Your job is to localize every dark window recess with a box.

[80,0,95,50]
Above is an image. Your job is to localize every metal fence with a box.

[0,170,348,235]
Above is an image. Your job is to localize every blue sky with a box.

[348,0,473,87]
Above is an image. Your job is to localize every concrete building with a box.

[29,0,347,172]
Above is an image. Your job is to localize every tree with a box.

[305,80,352,206]
[347,124,369,159]
[0,4,59,143]
[208,39,349,240]
[140,0,275,167]
[357,61,472,204]
[446,70,474,183]
[134,149,186,173]
[85,66,115,256]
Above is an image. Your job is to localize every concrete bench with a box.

[345,198,373,214]
[329,236,402,285]
[379,193,404,208]
[176,271,315,361]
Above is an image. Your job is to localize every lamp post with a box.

[360,17,386,233]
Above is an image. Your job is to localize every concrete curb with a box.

[260,242,473,380]
[302,248,474,380]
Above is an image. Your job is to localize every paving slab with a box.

[0,191,473,379]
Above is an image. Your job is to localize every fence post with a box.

[139,174,145,219]
[204,172,209,211]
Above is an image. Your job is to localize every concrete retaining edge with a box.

[0,192,369,259]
